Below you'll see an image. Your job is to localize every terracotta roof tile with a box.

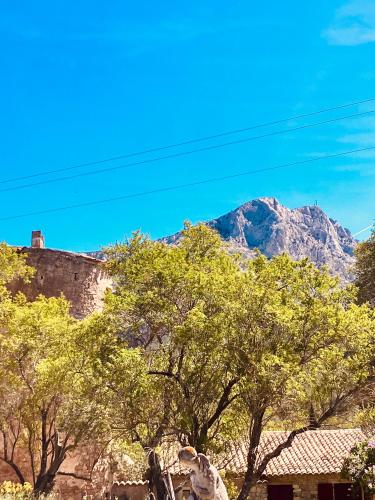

[161,429,365,477]
[114,480,149,486]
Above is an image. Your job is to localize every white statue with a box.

[178,446,229,500]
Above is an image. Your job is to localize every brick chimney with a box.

[31,230,45,249]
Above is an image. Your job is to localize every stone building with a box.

[220,429,369,500]
[8,230,111,318]
[112,429,370,500]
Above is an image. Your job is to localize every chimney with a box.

[31,230,45,249]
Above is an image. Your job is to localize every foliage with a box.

[221,473,240,500]
[354,227,375,306]
[0,243,34,317]
[0,484,60,500]
[342,440,375,495]
[104,224,375,500]
[0,244,34,288]
[232,254,375,499]
[0,297,116,495]
[106,441,148,482]
[0,481,32,499]
[0,242,160,496]
[1,228,373,500]
[104,224,244,452]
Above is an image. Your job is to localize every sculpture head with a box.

[178,446,200,472]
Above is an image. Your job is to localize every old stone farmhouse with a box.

[112,429,370,500]
[8,230,111,318]
[0,427,370,499]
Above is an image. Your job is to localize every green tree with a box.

[230,254,375,499]
[104,225,375,500]
[0,242,152,497]
[0,243,33,286]
[354,227,375,306]
[104,224,244,496]
[0,296,116,495]
[0,243,33,313]
[342,440,375,497]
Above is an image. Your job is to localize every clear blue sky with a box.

[1,0,374,251]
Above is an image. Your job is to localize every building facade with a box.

[8,231,111,318]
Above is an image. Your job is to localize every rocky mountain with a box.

[164,197,356,280]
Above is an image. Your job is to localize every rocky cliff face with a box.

[165,197,356,280]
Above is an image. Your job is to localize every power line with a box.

[1,96,375,186]
[1,108,375,195]
[353,224,374,237]
[1,145,374,222]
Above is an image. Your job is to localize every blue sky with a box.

[0,0,374,251]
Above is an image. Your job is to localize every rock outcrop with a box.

[165,197,356,280]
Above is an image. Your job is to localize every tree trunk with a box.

[147,449,171,500]
[237,413,264,500]
[34,473,56,496]
[195,428,208,454]
[1,459,26,485]
[34,445,67,495]
[237,422,317,499]
[236,447,257,500]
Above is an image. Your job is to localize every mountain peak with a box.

[164,198,356,280]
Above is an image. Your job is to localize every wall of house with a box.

[8,247,111,318]
[0,444,106,499]
[0,462,370,500]
[109,474,361,500]
[232,474,364,500]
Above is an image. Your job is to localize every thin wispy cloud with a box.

[323,0,375,45]
[338,113,375,147]
[0,9,244,52]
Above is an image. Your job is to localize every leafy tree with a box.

[0,243,33,287]
[342,440,375,497]
[104,225,375,500]
[354,227,375,306]
[0,242,153,497]
[104,224,244,496]
[0,243,33,312]
[0,296,116,495]
[229,254,375,499]
[97,340,171,497]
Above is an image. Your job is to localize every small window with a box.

[268,484,293,500]
[318,483,361,500]
[318,484,333,500]
[74,273,78,281]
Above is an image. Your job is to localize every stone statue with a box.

[178,446,229,500]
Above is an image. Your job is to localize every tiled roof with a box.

[114,480,149,486]
[162,429,365,478]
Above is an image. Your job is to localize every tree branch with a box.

[57,471,92,482]
[206,378,239,430]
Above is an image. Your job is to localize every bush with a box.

[0,482,60,499]
[342,440,375,495]
[0,482,32,499]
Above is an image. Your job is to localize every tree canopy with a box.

[104,224,375,500]
[0,296,113,494]
[1,229,374,500]
[354,227,375,306]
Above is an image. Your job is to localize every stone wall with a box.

[108,473,358,500]
[0,460,370,499]
[8,247,112,318]
[0,443,104,499]
[233,473,365,500]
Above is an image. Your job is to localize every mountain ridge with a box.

[163,197,356,280]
